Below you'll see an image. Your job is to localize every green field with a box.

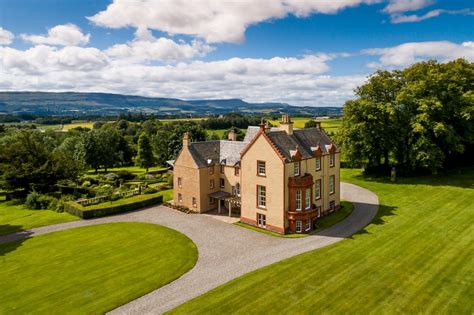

[269,117,341,134]
[171,167,474,314]
[0,222,198,314]
[0,197,78,236]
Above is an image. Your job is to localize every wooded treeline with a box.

[339,59,473,174]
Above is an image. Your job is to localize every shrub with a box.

[25,191,42,210]
[25,192,58,210]
[82,181,91,188]
[116,170,135,181]
[144,187,158,194]
[64,194,164,219]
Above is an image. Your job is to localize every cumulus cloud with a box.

[88,0,381,43]
[0,27,14,45]
[0,45,360,106]
[383,0,434,14]
[20,24,90,46]
[105,29,214,63]
[363,41,474,68]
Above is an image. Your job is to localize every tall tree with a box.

[136,133,155,172]
[340,59,474,173]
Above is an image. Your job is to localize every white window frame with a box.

[315,156,321,171]
[305,188,311,210]
[296,190,302,211]
[330,175,335,194]
[305,220,311,231]
[257,185,266,208]
[220,178,225,188]
[294,162,300,176]
[296,220,302,233]
[257,160,266,176]
[257,213,266,228]
[329,154,335,167]
[315,179,321,200]
[236,183,240,196]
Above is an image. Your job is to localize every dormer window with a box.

[294,162,300,176]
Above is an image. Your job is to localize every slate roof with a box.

[188,140,248,168]
[265,128,337,160]
[187,126,337,168]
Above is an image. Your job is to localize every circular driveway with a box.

[0,182,379,314]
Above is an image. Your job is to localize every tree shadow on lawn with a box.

[315,203,397,239]
[0,225,32,257]
[350,166,474,189]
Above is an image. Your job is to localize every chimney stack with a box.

[265,121,272,133]
[183,132,190,147]
[228,128,237,141]
[315,121,321,129]
[259,118,266,133]
[280,114,294,135]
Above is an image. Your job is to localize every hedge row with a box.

[64,193,163,219]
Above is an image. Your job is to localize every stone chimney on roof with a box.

[315,121,321,129]
[265,121,272,133]
[280,114,293,135]
[183,132,190,147]
[228,128,237,141]
[259,118,266,133]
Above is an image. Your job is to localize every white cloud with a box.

[88,0,381,43]
[0,45,108,74]
[363,41,474,68]
[390,8,474,23]
[0,27,14,45]
[383,0,434,14]
[105,29,214,63]
[20,24,90,46]
[0,45,360,106]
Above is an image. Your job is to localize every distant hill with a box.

[0,91,342,116]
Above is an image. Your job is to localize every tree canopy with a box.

[339,59,474,173]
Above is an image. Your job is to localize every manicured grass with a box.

[234,201,353,237]
[0,197,78,236]
[86,165,166,175]
[158,188,174,202]
[313,200,353,232]
[0,222,198,314]
[171,167,474,314]
[82,191,164,210]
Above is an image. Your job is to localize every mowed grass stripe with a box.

[0,222,198,314]
[170,167,473,314]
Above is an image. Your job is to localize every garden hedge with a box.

[64,193,163,219]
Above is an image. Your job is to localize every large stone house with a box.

[173,115,340,234]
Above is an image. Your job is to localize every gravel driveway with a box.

[0,182,379,314]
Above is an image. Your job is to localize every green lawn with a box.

[86,165,167,175]
[313,200,353,232]
[171,167,474,314]
[0,222,198,314]
[0,197,78,236]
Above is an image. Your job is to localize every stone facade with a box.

[173,116,340,234]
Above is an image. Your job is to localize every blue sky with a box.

[0,0,473,106]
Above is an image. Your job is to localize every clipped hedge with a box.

[65,193,163,219]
